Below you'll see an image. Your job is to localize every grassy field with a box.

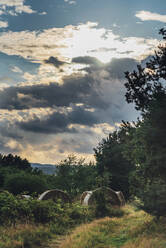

[0,223,53,248]
[57,205,166,248]
[1,205,166,248]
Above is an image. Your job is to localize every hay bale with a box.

[116,191,125,206]
[21,194,31,199]
[80,191,89,205]
[81,187,124,207]
[80,191,93,206]
[38,189,71,203]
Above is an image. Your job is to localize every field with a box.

[1,204,166,248]
[56,205,166,248]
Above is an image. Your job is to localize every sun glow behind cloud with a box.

[63,22,158,64]
[0,22,159,70]
[0,19,160,163]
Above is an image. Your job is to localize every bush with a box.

[90,191,124,218]
[21,227,52,248]
[29,199,58,223]
[0,191,93,230]
[4,172,48,195]
[137,179,166,218]
[0,191,19,224]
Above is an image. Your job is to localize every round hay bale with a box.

[21,194,31,200]
[80,191,89,205]
[116,191,125,206]
[81,187,122,207]
[80,191,93,206]
[38,189,71,203]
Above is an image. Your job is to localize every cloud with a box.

[0,21,158,163]
[17,107,99,134]
[39,11,47,15]
[74,56,138,79]
[72,56,102,66]
[136,11,166,23]
[44,56,66,68]
[0,74,108,110]
[105,57,138,79]
[11,66,23,73]
[0,21,8,28]
[64,0,76,5]
[0,0,36,15]
[0,54,140,162]
[0,22,158,67]
[0,10,5,15]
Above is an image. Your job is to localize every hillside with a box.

[31,163,57,175]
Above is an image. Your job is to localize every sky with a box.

[0,0,165,164]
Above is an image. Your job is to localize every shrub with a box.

[21,227,52,248]
[29,199,58,223]
[138,179,166,219]
[0,191,94,234]
[4,172,48,195]
[0,191,19,224]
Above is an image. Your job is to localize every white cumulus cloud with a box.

[136,10,166,23]
[0,20,8,28]
[64,0,76,4]
[0,0,36,15]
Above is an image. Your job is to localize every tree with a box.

[94,129,134,199]
[53,155,97,196]
[124,28,166,216]
[0,154,31,171]
[4,172,48,195]
[124,29,166,178]
[125,28,166,113]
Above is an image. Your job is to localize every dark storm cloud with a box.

[0,125,22,140]
[44,56,66,68]
[73,56,138,79]
[0,74,108,110]
[105,58,138,79]
[18,112,72,134]
[18,107,99,134]
[68,106,98,126]
[72,56,102,66]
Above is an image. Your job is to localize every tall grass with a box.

[0,224,52,248]
[59,205,166,248]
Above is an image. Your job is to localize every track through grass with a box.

[54,205,166,248]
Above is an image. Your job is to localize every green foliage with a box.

[91,190,124,218]
[0,191,19,224]
[0,153,31,171]
[0,224,52,248]
[29,199,58,223]
[20,228,52,248]
[92,190,108,218]
[94,130,134,199]
[137,179,166,219]
[123,29,166,217]
[53,155,97,196]
[0,191,93,229]
[4,172,48,195]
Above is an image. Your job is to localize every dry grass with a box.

[1,205,166,248]
[58,205,166,248]
[0,223,52,248]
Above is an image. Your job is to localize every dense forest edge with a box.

[1,28,166,247]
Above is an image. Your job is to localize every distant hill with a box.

[31,163,57,175]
